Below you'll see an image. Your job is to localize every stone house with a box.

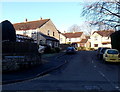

[90,30,115,49]
[13,18,60,47]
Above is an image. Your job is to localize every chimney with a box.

[25,18,28,22]
[40,17,42,20]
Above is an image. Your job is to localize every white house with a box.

[90,30,115,49]
[13,18,60,47]
[60,32,90,48]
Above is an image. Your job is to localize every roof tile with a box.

[13,19,50,30]
[63,32,83,38]
[93,30,114,37]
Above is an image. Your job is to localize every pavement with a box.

[2,52,66,85]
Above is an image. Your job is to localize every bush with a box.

[55,47,60,53]
[44,46,51,53]
[44,46,61,54]
[77,47,81,51]
[77,47,86,51]
[51,48,56,53]
[88,47,95,51]
[80,47,86,50]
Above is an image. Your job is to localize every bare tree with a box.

[68,24,81,33]
[79,21,93,35]
[82,0,120,31]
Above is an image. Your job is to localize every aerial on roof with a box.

[13,19,50,30]
[93,30,115,37]
[63,32,83,38]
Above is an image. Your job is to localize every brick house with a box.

[90,30,115,49]
[13,18,60,47]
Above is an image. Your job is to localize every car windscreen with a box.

[67,47,75,50]
[101,48,109,53]
[107,50,119,54]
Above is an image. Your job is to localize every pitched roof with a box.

[39,33,59,41]
[16,34,34,40]
[63,32,83,38]
[102,42,111,44]
[80,39,88,43]
[93,30,115,37]
[86,36,90,39]
[13,19,50,30]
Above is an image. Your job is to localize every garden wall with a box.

[2,42,42,72]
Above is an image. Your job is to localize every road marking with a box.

[92,59,120,91]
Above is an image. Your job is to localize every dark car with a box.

[66,47,76,54]
[98,47,110,59]
[97,47,103,56]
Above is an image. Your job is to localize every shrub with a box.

[55,47,60,53]
[88,47,95,51]
[81,47,86,50]
[77,47,81,51]
[51,48,56,53]
[44,46,51,53]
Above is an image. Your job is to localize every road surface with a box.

[2,51,120,91]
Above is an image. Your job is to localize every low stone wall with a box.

[2,54,41,72]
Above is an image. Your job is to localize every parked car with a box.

[97,47,103,56]
[98,47,110,59]
[103,49,120,62]
[66,47,76,54]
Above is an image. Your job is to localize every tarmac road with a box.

[2,51,120,92]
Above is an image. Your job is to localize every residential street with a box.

[2,51,120,91]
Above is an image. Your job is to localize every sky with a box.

[1,1,89,33]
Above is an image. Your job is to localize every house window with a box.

[69,38,71,41]
[60,38,62,41]
[94,36,98,40]
[102,43,108,45]
[53,32,55,36]
[48,30,50,35]
[94,44,98,47]
[23,31,27,35]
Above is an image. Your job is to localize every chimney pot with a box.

[25,18,27,22]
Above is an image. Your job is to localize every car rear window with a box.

[107,50,119,54]
[67,47,75,50]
